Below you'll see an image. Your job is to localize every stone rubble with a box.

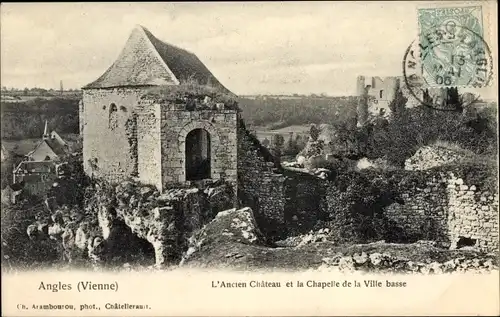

[404,145,469,171]
[316,251,499,274]
[275,228,332,247]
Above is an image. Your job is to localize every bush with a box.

[322,90,497,167]
[1,198,61,270]
[325,168,403,244]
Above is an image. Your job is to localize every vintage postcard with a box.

[1,1,498,316]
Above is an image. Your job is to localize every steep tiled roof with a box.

[83,25,231,94]
[28,137,67,159]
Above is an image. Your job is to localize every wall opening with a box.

[456,236,477,249]
[380,90,384,98]
[108,103,119,130]
[185,128,211,181]
[103,218,156,266]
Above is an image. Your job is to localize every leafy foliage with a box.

[325,87,497,166]
[1,197,61,270]
[238,96,358,129]
[326,169,400,244]
[1,98,80,140]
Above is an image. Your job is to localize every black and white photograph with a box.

[1,1,498,316]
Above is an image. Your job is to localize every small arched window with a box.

[379,90,384,98]
[108,103,119,130]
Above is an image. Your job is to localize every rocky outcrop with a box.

[103,180,235,267]
[27,178,236,269]
[180,207,265,265]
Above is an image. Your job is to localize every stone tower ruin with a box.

[80,25,239,193]
[356,75,424,126]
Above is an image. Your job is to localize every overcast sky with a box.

[1,2,497,97]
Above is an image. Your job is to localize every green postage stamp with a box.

[417,4,493,88]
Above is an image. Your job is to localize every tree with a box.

[261,137,270,147]
[295,134,307,152]
[284,132,300,156]
[310,124,320,141]
[388,85,408,119]
[271,134,285,157]
[447,87,462,111]
[271,134,285,150]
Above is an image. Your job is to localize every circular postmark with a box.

[403,24,493,111]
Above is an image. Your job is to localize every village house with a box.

[7,122,69,201]
[11,160,60,199]
[26,121,69,162]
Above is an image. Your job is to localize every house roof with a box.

[49,131,68,147]
[83,25,231,94]
[28,137,67,159]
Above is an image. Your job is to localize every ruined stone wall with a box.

[384,171,499,252]
[81,88,145,182]
[356,75,423,125]
[158,103,238,192]
[446,174,499,252]
[235,125,326,240]
[135,101,162,190]
[385,176,449,243]
[356,76,368,127]
[283,171,328,236]
[366,76,398,117]
[237,121,287,240]
[78,100,84,135]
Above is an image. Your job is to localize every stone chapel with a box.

[80,25,239,192]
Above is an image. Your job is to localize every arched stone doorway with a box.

[185,128,211,181]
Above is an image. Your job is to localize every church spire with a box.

[43,120,49,140]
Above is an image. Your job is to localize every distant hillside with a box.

[1,97,80,140]
[237,95,358,130]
